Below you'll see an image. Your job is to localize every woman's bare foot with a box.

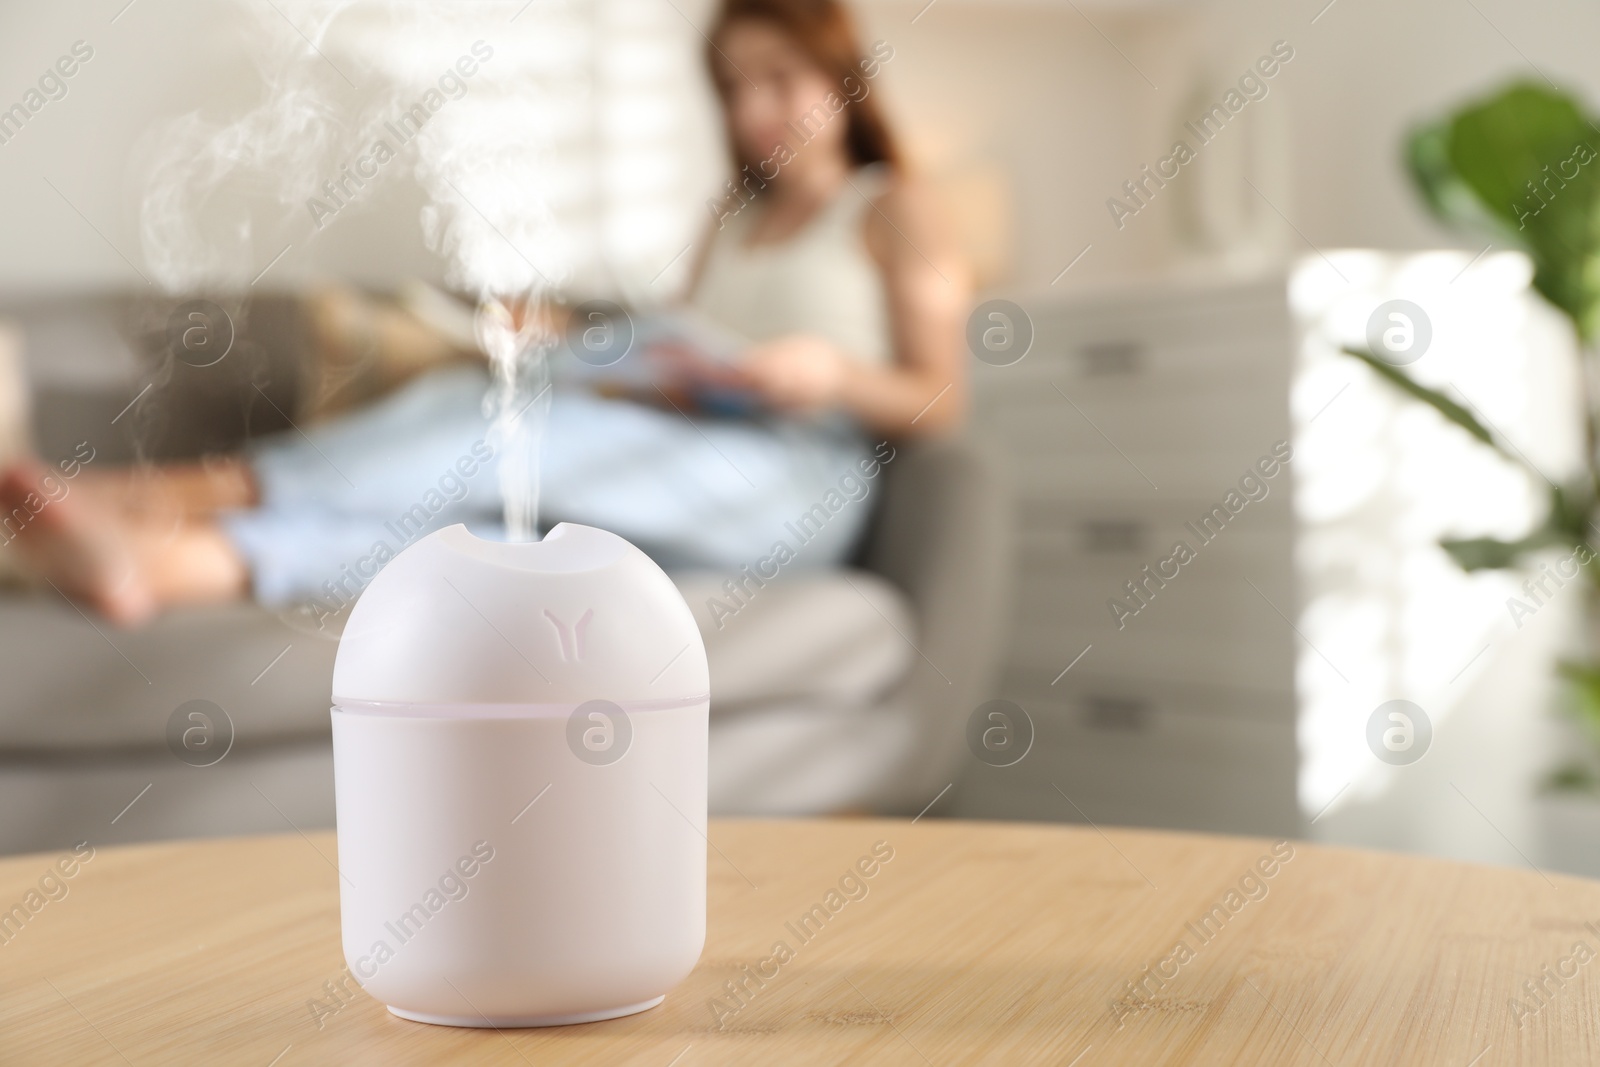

[0,460,250,626]
[73,458,259,519]
[1,460,155,624]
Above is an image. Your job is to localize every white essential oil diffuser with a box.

[330,522,709,1027]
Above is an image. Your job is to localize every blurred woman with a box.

[0,0,969,625]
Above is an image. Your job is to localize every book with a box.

[559,306,760,416]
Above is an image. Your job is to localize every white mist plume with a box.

[138,0,576,540]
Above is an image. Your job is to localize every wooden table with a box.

[1,819,1595,1065]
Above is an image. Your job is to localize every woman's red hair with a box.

[705,0,903,172]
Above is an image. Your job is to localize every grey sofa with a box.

[0,293,1012,854]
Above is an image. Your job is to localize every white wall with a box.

[1259,0,1600,252]
[0,0,1166,299]
[1120,0,1600,267]
[1,0,1598,298]
[855,0,1164,287]
[0,2,436,295]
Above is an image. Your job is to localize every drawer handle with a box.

[1078,341,1144,376]
[1082,519,1146,554]
[1083,695,1151,732]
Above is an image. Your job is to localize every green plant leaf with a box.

[1439,481,1595,571]
[1542,761,1600,795]
[1341,346,1496,447]
[1405,81,1600,340]
[1343,347,1599,573]
[1408,116,1504,235]
[1545,482,1599,546]
[1559,660,1600,742]
[1440,532,1561,570]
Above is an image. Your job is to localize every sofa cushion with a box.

[0,569,915,755]
[675,569,916,711]
[0,596,337,755]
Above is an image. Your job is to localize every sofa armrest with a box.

[857,434,1015,810]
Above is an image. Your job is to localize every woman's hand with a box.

[733,334,852,413]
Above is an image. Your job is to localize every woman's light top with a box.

[691,163,894,367]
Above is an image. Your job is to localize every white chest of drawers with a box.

[954,273,1301,836]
